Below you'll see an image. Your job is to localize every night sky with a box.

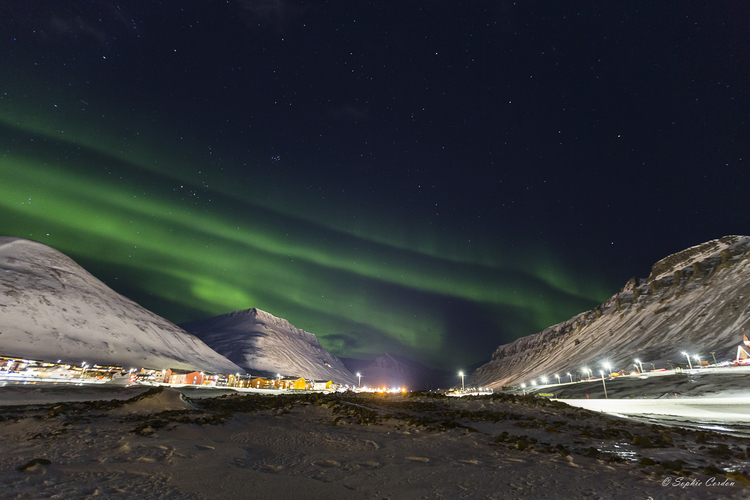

[1,1,748,370]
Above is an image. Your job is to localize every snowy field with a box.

[2,386,750,499]
[558,398,750,421]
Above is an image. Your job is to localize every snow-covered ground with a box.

[559,398,750,421]
[2,386,750,499]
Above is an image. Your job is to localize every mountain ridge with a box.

[472,235,750,389]
[0,237,241,373]
[181,308,356,385]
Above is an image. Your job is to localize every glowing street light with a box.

[600,370,608,399]
[458,371,465,391]
[682,352,693,370]
[602,362,612,375]
[635,359,643,373]
[555,374,561,384]
[567,372,573,383]
[356,372,362,388]
[531,380,537,386]
[541,376,548,385]
[693,354,701,367]
[582,367,591,379]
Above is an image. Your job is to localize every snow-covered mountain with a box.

[472,235,750,389]
[0,237,241,373]
[343,352,437,390]
[180,308,356,385]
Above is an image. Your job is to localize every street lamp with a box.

[567,372,573,383]
[531,380,537,386]
[682,352,693,370]
[602,362,612,375]
[710,352,717,365]
[582,367,590,379]
[635,359,643,373]
[555,374,561,384]
[541,376,548,385]
[356,372,361,388]
[277,373,282,388]
[458,371,465,391]
[693,354,701,368]
[600,370,608,399]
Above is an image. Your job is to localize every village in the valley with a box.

[0,355,361,393]
[5,331,750,397]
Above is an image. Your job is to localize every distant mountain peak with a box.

[371,352,421,369]
[181,308,354,384]
[222,307,317,342]
[348,352,436,390]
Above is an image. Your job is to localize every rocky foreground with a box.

[1,387,749,499]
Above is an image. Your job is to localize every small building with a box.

[166,368,204,385]
[310,380,333,391]
[280,377,306,390]
[138,368,169,383]
[737,333,750,364]
[249,377,274,389]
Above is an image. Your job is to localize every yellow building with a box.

[280,377,307,390]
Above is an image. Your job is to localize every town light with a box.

[541,376,548,384]
[602,362,612,375]
[555,374,561,384]
[567,372,573,383]
[356,372,361,388]
[600,370,608,399]
[682,352,693,370]
[635,359,643,373]
[459,371,465,391]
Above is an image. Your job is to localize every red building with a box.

[166,368,204,385]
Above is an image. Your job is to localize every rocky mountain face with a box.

[0,237,241,373]
[181,308,356,385]
[472,236,750,389]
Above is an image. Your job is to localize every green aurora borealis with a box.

[10,0,727,369]
[0,99,615,367]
